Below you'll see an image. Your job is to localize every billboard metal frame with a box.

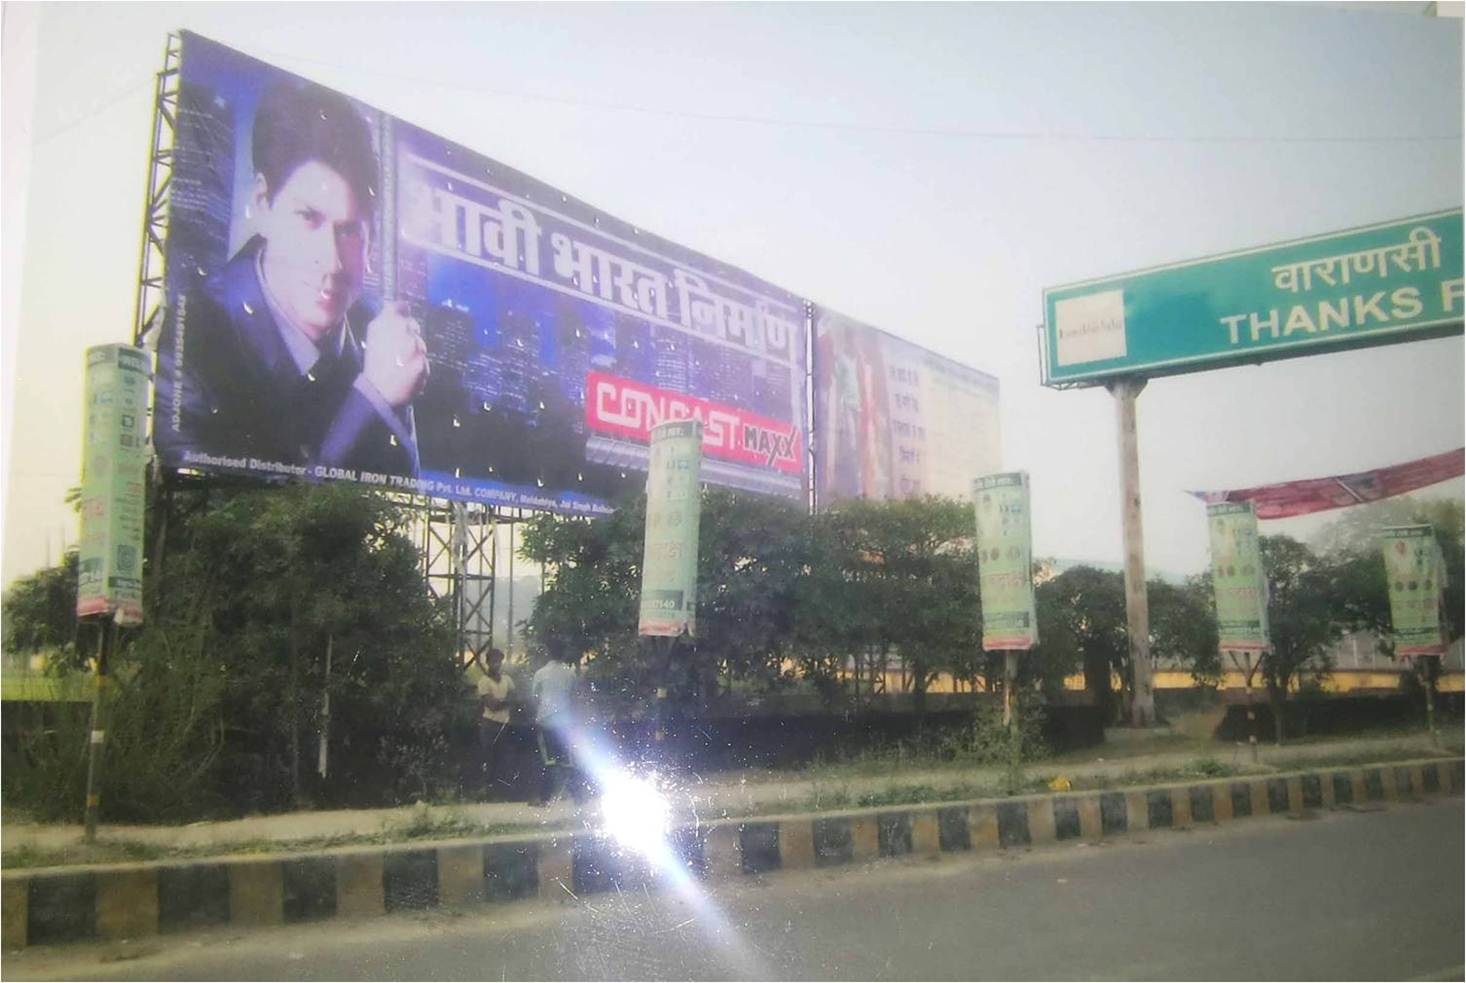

[132,33,180,350]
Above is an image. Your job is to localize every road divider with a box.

[3,757,1460,950]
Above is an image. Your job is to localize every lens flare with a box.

[599,770,671,857]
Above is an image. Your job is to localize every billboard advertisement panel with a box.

[77,345,150,625]
[638,419,704,637]
[156,32,807,515]
[813,309,1000,506]
[973,471,1037,651]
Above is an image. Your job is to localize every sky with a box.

[2,1,1462,589]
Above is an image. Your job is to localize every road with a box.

[5,799,1462,981]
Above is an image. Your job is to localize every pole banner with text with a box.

[156,32,806,515]
[973,471,1037,651]
[638,419,704,637]
[77,345,150,626]
[1380,525,1446,657]
[1206,502,1270,652]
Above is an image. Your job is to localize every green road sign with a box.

[638,419,704,637]
[1380,525,1446,657]
[973,471,1038,651]
[1043,209,1463,386]
[77,344,150,626]
[1207,502,1269,653]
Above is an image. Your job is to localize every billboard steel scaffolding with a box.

[132,33,180,350]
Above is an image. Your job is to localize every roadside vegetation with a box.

[2,483,1460,828]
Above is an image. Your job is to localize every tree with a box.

[1035,566,1125,721]
[520,489,814,720]
[1034,565,1219,724]
[166,482,468,809]
[1256,535,1344,743]
[522,492,983,731]
[807,497,979,732]
[1149,575,1221,687]
[5,481,475,821]
[1314,496,1464,648]
[2,551,83,658]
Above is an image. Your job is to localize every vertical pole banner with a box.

[973,472,1038,650]
[1380,525,1446,656]
[77,345,150,626]
[638,419,704,637]
[1206,502,1268,652]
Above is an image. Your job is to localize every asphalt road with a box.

[6,799,1462,982]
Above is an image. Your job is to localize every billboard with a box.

[1042,209,1463,387]
[77,345,150,625]
[155,32,807,515]
[1380,525,1446,657]
[1206,502,1269,653]
[638,420,704,637]
[973,472,1037,651]
[814,309,1000,505]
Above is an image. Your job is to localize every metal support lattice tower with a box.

[417,499,498,661]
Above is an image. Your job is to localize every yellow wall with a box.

[840,667,1465,697]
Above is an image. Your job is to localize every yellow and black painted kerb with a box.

[3,758,1461,950]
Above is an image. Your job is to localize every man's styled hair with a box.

[252,79,378,213]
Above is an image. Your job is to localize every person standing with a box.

[530,642,580,806]
[474,648,516,798]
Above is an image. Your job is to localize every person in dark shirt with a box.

[157,78,428,477]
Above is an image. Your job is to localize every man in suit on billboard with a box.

[157,78,428,477]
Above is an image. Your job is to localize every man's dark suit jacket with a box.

[155,235,420,478]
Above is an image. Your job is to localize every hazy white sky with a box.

[2,1,1462,587]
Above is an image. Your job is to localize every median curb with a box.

[3,757,1461,950]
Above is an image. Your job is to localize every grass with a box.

[0,813,557,872]
[721,740,1456,821]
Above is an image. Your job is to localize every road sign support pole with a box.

[1243,652,1260,764]
[82,622,113,844]
[1108,377,1155,727]
[1002,650,1020,793]
[1422,656,1440,749]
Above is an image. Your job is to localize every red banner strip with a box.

[1190,448,1464,520]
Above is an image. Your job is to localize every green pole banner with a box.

[1206,502,1269,652]
[973,471,1038,651]
[77,344,150,626]
[1380,525,1446,656]
[638,419,704,637]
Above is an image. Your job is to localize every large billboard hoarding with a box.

[1206,502,1269,653]
[973,471,1037,651]
[638,419,704,638]
[814,309,1000,505]
[156,32,807,515]
[1380,525,1446,657]
[1043,209,1463,387]
[78,345,150,625]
